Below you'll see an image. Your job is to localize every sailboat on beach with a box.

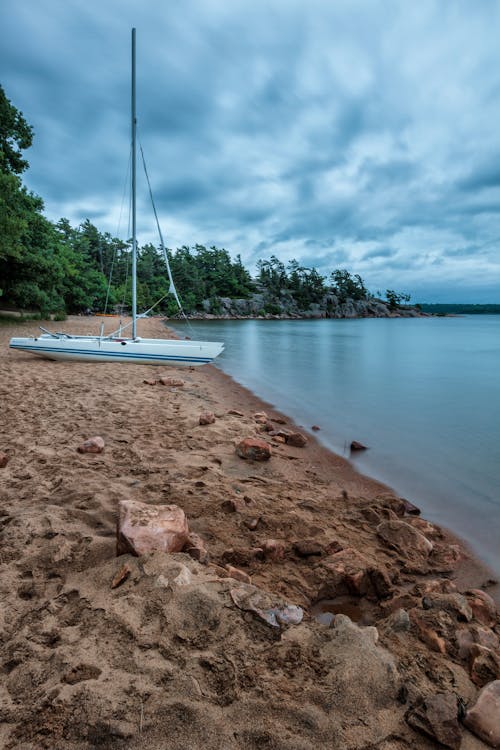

[9,29,224,367]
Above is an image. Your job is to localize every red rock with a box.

[456,626,499,661]
[465,589,498,627]
[286,432,308,448]
[0,451,9,468]
[116,500,189,556]
[199,411,215,425]
[464,680,500,748]
[261,539,286,561]
[183,532,209,564]
[377,520,433,557]
[469,644,500,687]
[318,548,392,600]
[158,377,184,387]
[350,440,367,451]
[226,565,252,584]
[405,692,462,749]
[411,612,447,654]
[271,435,287,444]
[111,564,131,589]
[236,438,271,461]
[77,436,105,454]
[311,425,320,431]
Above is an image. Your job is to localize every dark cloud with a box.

[1,0,500,301]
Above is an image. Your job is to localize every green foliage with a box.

[418,303,500,315]
[386,289,411,310]
[0,84,33,175]
[330,270,368,303]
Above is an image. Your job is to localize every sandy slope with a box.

[0,315,497,749]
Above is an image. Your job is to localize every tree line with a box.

[1,84,409,318]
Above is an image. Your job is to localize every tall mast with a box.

[131,27,137,338]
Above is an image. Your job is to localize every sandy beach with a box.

[0,315,498,749]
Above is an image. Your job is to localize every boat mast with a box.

[131,27,137,339]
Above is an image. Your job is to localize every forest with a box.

[1,84,405,319]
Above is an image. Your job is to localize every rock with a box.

[350,440,367,451]
[77,436,105,454]
[318,548,393,600]
[111,563,131,589]
[377,520,433,557]
[226,565,252,584]
[264,421,275,432]
[465,589,498,627]
[199,412,215,425]
[311,425,320,431]
[293,540,324,558]
[116,500,189,556]
[261,539,286,561]
[227,409,244,416]
[158,377,184,387]
[406,692,462,749]
[401,498,421,515]
[244,517,261,531]
[143,378,157,385]
[429,543,462,572]
[236,438,271,461]
[469,644,500,687]
[286,432,308,447]
[385,608,411,632]
[0,451,9,468]
[230,583,303,628]
[410,611,447,654]
[422,592,473,622]
[253,411,268,424]
[183,532,209,564]
[456,626,499,660]
[220,499,244,513]
[221,547,264,566]
[464,680,500,748]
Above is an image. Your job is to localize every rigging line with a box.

[104,148,132,315]
[138,140,197,337]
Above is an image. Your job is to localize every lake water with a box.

[174,316,500,574]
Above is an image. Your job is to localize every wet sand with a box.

[0,315,497,749]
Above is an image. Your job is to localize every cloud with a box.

[1,0,500,301]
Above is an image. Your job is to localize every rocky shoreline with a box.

[171,294,427,320]
[0,315,498,749]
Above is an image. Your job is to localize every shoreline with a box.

[1,315,498,748]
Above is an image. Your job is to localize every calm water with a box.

[174,316,500,573]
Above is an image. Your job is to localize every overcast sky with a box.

[2,0,500,302]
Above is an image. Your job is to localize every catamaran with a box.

[9,29,223,367]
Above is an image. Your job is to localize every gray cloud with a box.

[1,0,500,302]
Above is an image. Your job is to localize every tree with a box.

[385,290,411,310]
[0,84,33,175]
[330,270,368,303]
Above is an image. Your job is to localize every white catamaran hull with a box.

[9,335,224,366]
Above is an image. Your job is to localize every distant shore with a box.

[1,315,498,748]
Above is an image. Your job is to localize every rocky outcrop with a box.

[177,292,427,320]
[464,680,500,747]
